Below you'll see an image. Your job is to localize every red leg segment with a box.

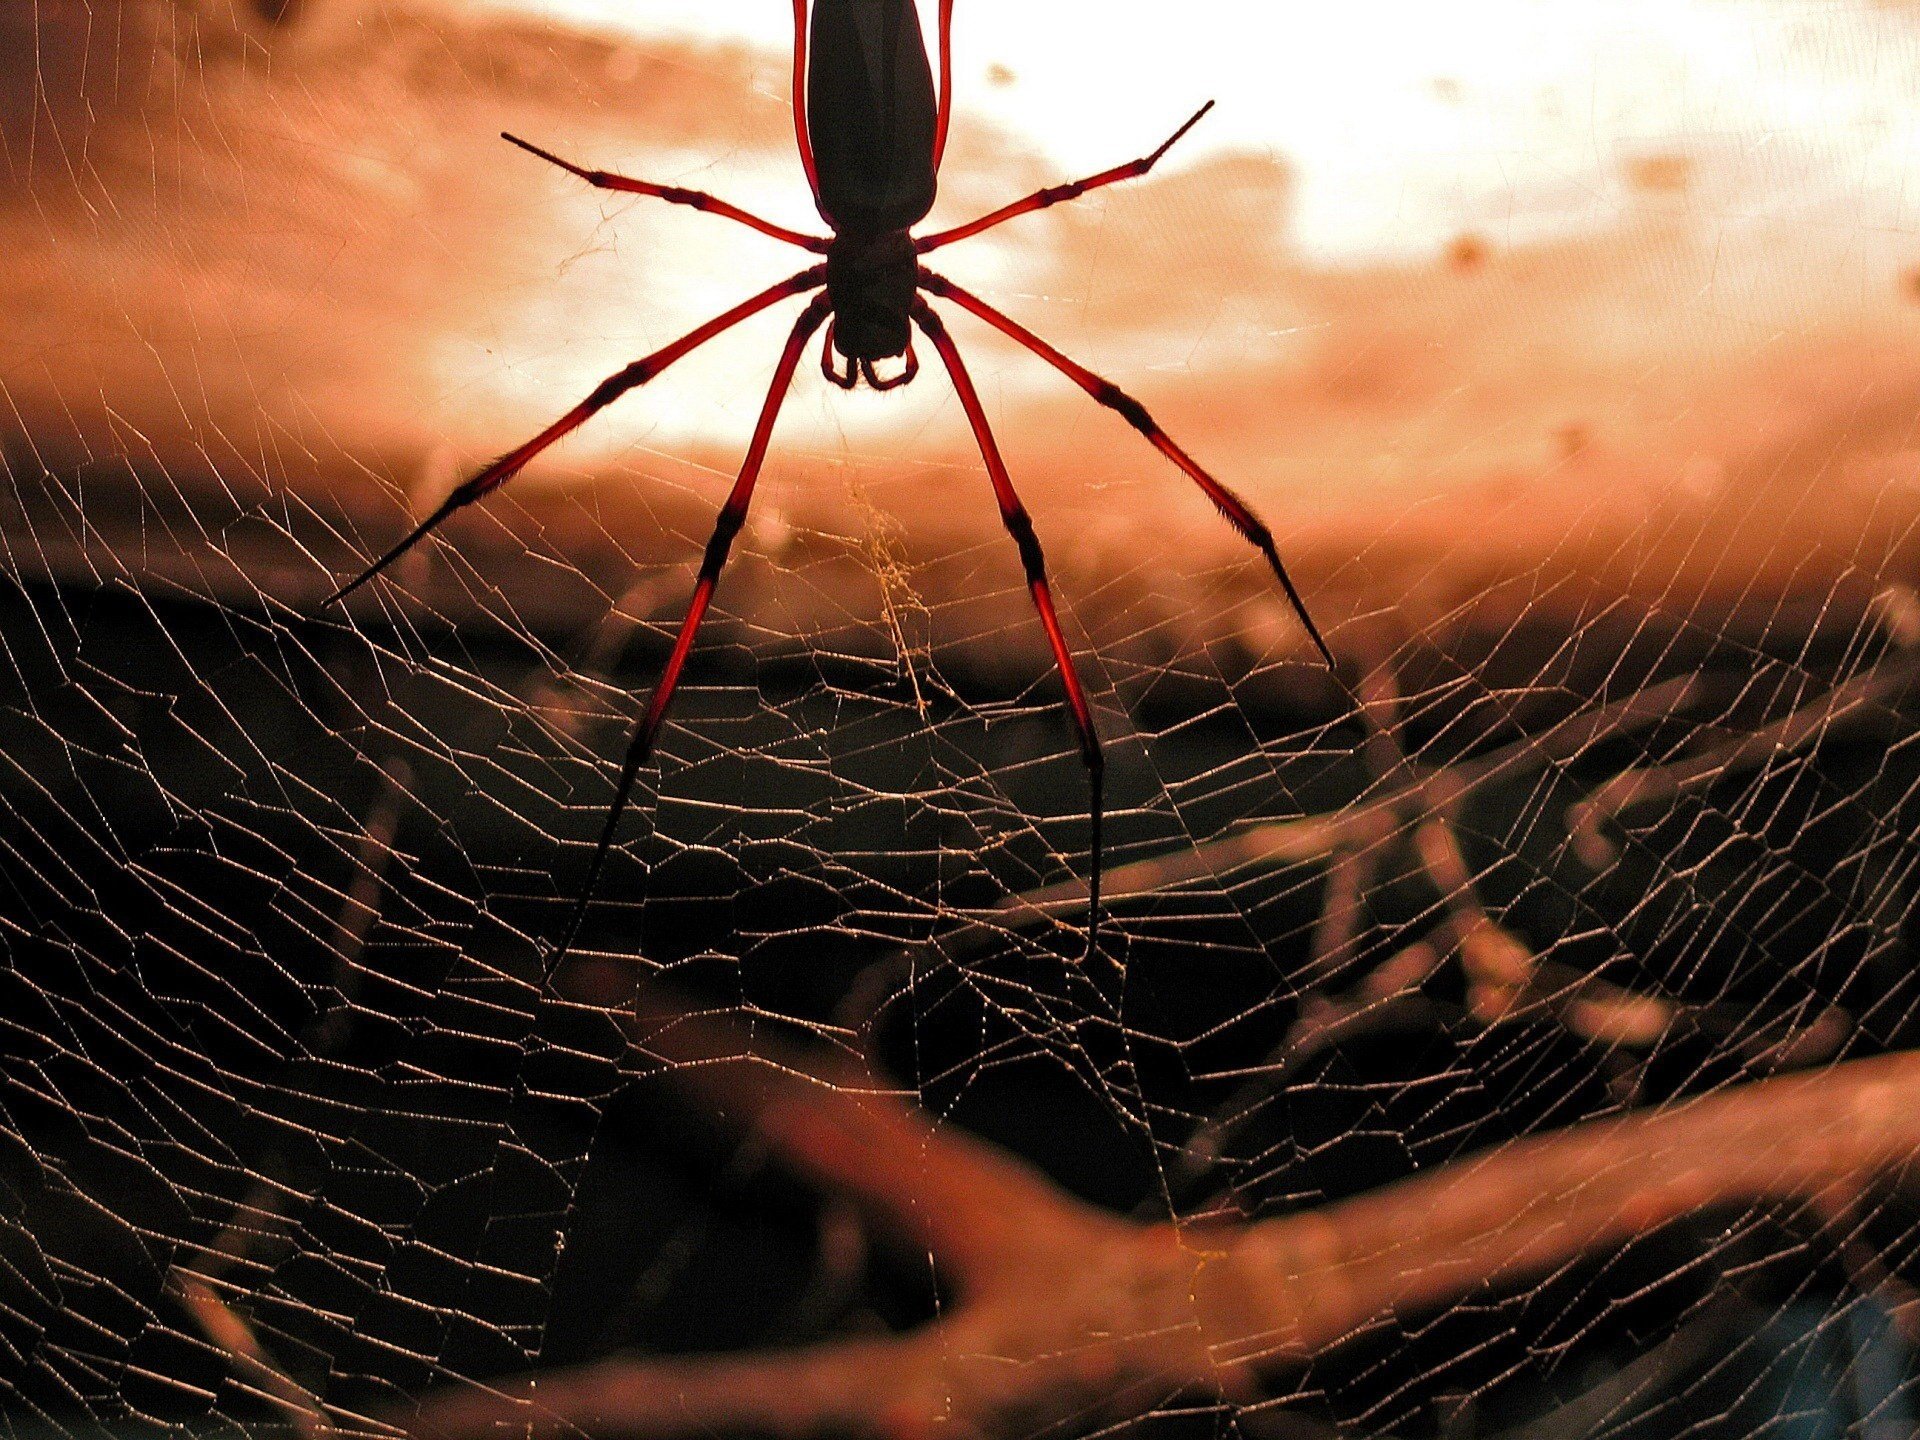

[916,100,1213,254]
[932,0,956,172]
[791,0,828,219]
[859,344,919,391]
[912,300,1107,963]
[549,294,832,965]
[820,322,859,389]
[919,271,1340,674]
[324,266,826,606]
[503,133,829,253]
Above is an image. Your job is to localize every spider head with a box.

[825,228,918,367]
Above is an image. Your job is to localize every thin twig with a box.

[1569,653,1920,862]
[997,673,1704,930]
[173,753,415,1437]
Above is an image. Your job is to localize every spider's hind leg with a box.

[912,299,1108,965]
[502,132,829,252]
[548,294,833,968]
[917,270,1343,683]
[916,101,1214,254]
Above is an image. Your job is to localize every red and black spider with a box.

[325,0,1336,962]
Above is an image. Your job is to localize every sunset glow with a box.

[428,0,1920,533]
[10,0,1920,639]
[474,0,1920,261]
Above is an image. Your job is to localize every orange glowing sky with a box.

[426,0,1920,625]
[6,0,1920,653]
[488,0,1920,260]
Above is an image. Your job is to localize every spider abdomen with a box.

[806,0,939,235]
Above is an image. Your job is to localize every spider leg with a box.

[502,133,830,253]
[323,265,826,607]
[915,101,1213,254]
[859,344,919,391]
[791,0,829,221]
[821,321,859,389]
[912,300,1107,964]
[931,0,956,172]
[919,271,1340,675]
[549,293,832,967]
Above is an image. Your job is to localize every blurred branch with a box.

[388,629,1907,1440]
[396,978,1920,1440]
[1568,649,1920,865]
[169,754,414,1440]
[171,1265,332,1440]
[1171,645,1835,1191]
[992,670,1706,931]
[959,637,1906,1100]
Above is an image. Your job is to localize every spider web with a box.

[4,1,1920,1437]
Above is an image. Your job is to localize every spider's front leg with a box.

[916,100,1214,254]
[912,300,1108,963]
[503,133,830,252]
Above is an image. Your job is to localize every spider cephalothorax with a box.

[822,228,920,387]
[323,0,1338,963]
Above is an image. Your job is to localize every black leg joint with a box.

[701,507,746,578]
[590,366,647,408]
[446,471,493,508]
[913,302,948,342]
[1094,381,1154,437]
[1005,509,1048,585]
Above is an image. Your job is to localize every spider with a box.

[324,0,1337,962]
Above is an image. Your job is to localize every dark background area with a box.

[4,546,1919,1436]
